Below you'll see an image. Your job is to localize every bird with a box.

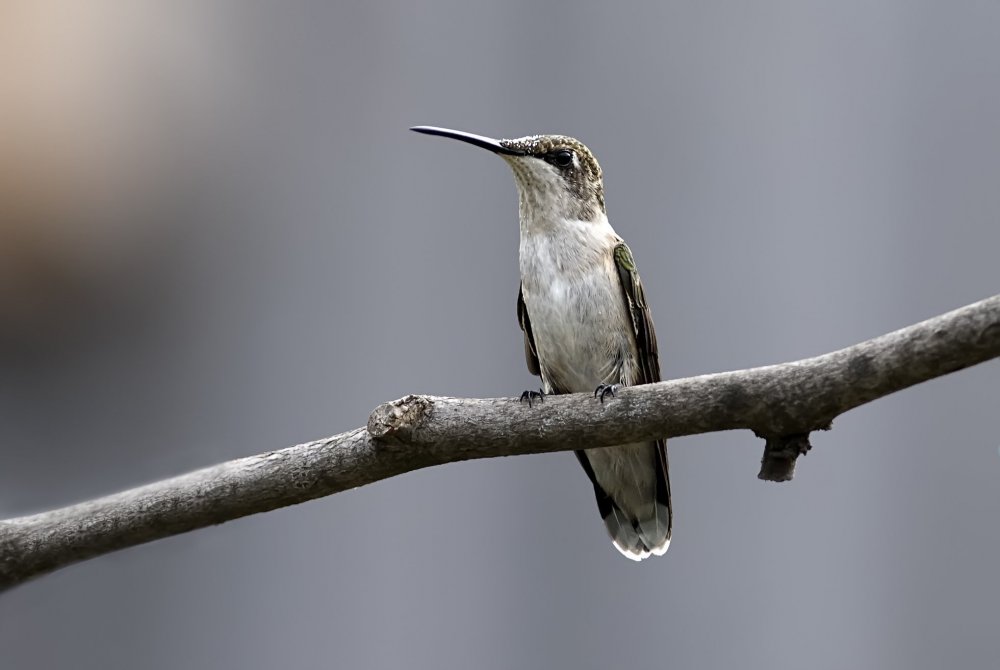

[412,126,671,560]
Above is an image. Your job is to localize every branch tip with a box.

[758,433,813,482]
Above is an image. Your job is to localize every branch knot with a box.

[367,394,433,443]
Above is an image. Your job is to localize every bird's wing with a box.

[612,242,661,384]
[612,241,671,551]
[517,284,541,377]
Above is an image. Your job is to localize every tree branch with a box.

[2,295,998,591]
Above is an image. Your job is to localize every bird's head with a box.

[412,126,606,225]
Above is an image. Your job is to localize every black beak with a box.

[410,126,525,156]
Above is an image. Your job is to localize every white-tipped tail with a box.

[584,442,672,561]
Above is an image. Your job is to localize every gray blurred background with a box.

[2,1,999,668]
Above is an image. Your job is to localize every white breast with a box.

[518,218,638,393]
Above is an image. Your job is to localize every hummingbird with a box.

[412,126,671,560]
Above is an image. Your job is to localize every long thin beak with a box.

[410,126,525,156]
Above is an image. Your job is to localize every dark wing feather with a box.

[613,242,672,544]
[517,285,540,377]
[612,242,661,384]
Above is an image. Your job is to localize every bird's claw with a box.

[519,388,545,408]
[594,383,619,404]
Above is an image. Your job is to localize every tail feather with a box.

[604,508,657,561]
[578,441,672,561]
[603,499,671,560]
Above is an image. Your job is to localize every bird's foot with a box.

[594,383,619,403]
[519,388,545,408]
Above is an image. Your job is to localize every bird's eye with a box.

[552,149,574,167]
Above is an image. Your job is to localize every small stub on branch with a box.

[367,394,432,443]
[758,433,812,482]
